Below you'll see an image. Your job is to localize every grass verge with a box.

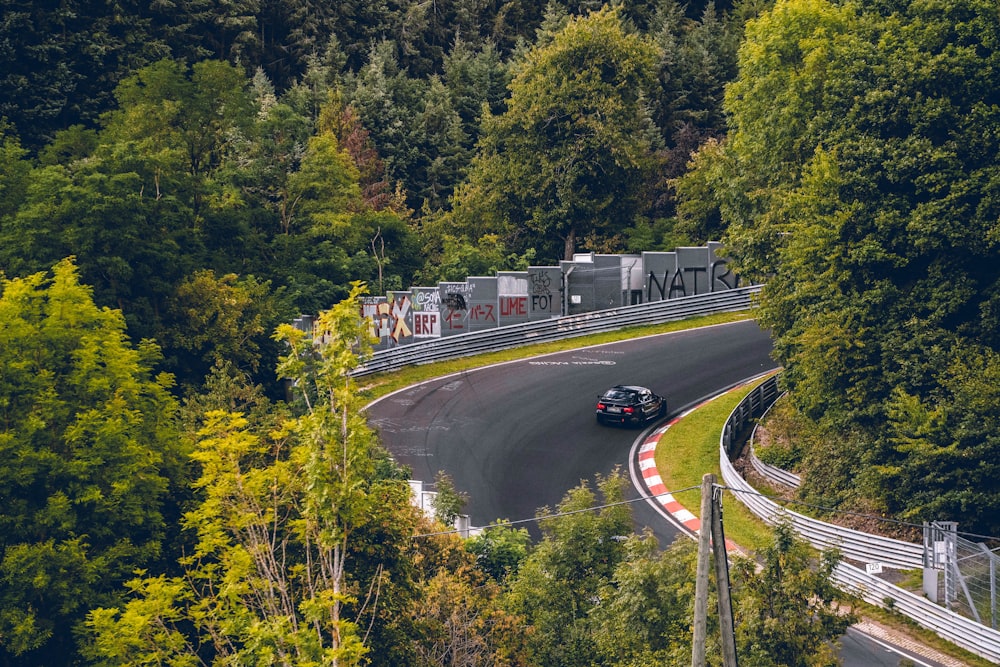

[652,380,774,553]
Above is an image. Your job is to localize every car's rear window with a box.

[604,389,634,400]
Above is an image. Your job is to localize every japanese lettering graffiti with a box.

[440,283,476,333]
[468,303,496,322]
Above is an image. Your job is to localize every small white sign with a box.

[865,562,884,575]
[934,540,947,566]
[571,295,582,304]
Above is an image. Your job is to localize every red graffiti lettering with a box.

[469,304,496,322]
[444,308,465,330]
[414,312,438,336]
[500,296,527,317]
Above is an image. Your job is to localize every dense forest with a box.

[2,0,745,395]
[2,0,1000,663]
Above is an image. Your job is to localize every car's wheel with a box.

[596,414,603,425]
[658,402,666,418]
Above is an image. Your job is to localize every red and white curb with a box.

[638,416,704,534]
[635,397,742,553]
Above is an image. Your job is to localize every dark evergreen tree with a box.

[412,76,472,210]
[0,1,166,149]
[442,37,511,152]
[345,41,432,211]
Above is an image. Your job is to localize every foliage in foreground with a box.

[85,283,421,666]
[0,261,185,663]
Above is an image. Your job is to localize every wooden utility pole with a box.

[712,485,739,667]
[692,473,714,667]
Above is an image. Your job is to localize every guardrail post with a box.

[982,542,998,629]
[935,521,959,607]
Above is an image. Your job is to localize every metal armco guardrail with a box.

[747,398,802,489]
[834,563,1000,663]
[719,376,1000,662]
[352,285,761,377]
[749,453,801,489]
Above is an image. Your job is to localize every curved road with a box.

[368,319,777,544]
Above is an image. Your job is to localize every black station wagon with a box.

[595,385,666,426]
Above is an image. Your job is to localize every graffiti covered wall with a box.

[497,272,530,327]
[352,243,741,348]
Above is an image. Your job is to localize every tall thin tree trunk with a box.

[564,227,576,261]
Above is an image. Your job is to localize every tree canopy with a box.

[0,260,184,663]
[450,6,662,261]
[677,0,1000,532]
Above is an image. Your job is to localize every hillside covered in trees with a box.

[2,0,744,395]
[3,0,1000,663]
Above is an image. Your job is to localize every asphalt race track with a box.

[366,319,777,544]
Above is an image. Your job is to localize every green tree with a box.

[0,1,166,150]
[501,469,633,665]
[273,116,421,309]
[0,259,183,665]
[412,76,472,211]
[0,155,197,345]
[229,70,314,237]
[345,41,430,209]
[0,124,31,221]
[86,284,422,666]
[465,522,531,583]
[100,58,254,220]
[161,270,292,393]
[590,535,702,666]
[451,6,661,262]
[408,526,531,667]
[431,470,470,527]
[690,0,1000,531]
[0,58,256,348]
[441,38,511,153]
[731,519,854,666]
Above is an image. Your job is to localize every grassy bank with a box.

[651,380,774,553]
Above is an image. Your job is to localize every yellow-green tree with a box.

[86,283,421,666]
[0,260,184,665]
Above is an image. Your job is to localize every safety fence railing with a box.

[718,376,1000,663]
[746,396,802,489]
[352,286,761,377]
[834,562,1000,662]
[935,529,1000,630]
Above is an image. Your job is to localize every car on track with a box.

[595,385,666,426]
